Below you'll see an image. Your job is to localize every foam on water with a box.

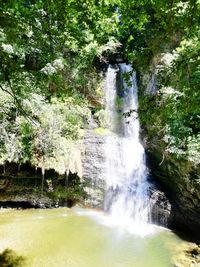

[73,208,169,237]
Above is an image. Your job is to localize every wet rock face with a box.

[148,182,172,227]
[0,184,55,209]
[0,162,87,209]
[81,130,107,208]
[147,150,200,238]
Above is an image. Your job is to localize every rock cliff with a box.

[138,54,200,238]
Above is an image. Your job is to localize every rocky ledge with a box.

[0,162,87,209]
[173,243,200,267]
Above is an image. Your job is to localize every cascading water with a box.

[104,64,153,235]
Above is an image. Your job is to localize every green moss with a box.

[93,127,111,135]
[46,173,88,206]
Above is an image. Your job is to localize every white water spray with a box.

[104,64,153,235]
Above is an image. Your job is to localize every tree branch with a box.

[0,82,37,125]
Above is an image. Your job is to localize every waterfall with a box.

[104,64,152,235]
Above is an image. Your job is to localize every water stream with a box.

[104,64,152,235]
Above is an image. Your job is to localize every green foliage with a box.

[0,0,120,103]
[0,90,90,171]
[0,249,25,267]
[1,1,121,175]
[116,1,200,67]
[115,95,124,110]
[1,0,200,168]
[94,109,108,128]
[0,2,121,175]
[139,34,200,164]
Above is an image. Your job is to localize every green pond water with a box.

[0,207,187,267]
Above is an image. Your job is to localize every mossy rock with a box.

[93,127,111,135]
